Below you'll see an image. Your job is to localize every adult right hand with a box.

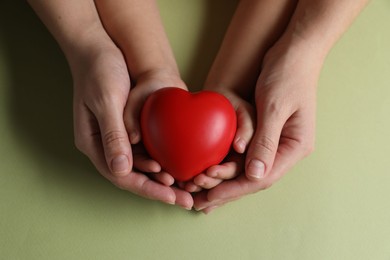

[72,43,192,209]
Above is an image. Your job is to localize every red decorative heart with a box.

[140,87,237,181]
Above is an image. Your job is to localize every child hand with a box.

[124,69,187,145]
[123,68,187,183]
[179,90,255,192]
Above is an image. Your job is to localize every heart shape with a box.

[140,87,237,181]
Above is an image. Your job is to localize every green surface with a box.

[1,1,390,259]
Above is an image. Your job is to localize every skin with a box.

[193,0,370,213]
[28,0,370,213]
[27,0,193,210]
[183,0,298,193]
[94,0,193,208]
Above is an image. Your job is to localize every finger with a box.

[176,181,186,190]
[93,143,176,204]
[194,153,244,190]
[92,102,132,177]
[202,206,219,215]
[133,150,161,173]
[172,187,194,210]
[74,102,100,156]
[193,190,209,211]
[245,104,289,180]
[193,174,223,190]
[194,191,240,211]
[75,103,132,177]
[233,103,255,154]
[206,160,242,180]
[184,182,203,193]
[124,89,146,144]
[78,125,176,205]
[150,172,175,187]
[201,196,242,213]
[120,172,177,204]
[204,140,305,206]
[200,196,241,213]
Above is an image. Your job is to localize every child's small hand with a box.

[124,69,187,145]
[131,143,174,187]
[180,91,255,192]
[131,142,192,208]
[123,69,191,199]
[194,152,244,190]
[123,69,187,182]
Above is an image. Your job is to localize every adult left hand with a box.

[194,43,321,213]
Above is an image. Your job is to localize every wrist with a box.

[275,32,328,61]
[263,34,327,78]
[64,34,122,80]
[203,83,233,95]
[61,23,119,69]
[203,79,253,100]
[128,56,182,84]
[135,68,187,91]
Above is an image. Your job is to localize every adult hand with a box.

[72,44,192,209]
[124,69,193,208]
[194,43,320,213]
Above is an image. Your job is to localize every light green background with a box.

[1,1,389,259]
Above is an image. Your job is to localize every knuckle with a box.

[103,130,127,147]
[262,98,289,118]
[252,135,277,155]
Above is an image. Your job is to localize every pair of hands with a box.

[73,41,318,213]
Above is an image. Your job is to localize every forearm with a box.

[205,0,297,98]
[27,0,115,68]
[274,0,370,60]
[94,0,180,81]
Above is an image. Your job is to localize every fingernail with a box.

[235,138,246,153]
[111,155,129,176]
[184,205,193,211]
[166,194,176,205]
[247,159,265,179]
[130,131,139,144]
[194,206,206,211]
[208,171,218,178]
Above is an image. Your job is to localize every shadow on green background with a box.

[1,1,76,167]
[0,1,144,214]
[182,1,238,90]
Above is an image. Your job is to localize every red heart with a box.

[140,87,237,181]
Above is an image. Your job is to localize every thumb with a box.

[245,110,286,181]
[232,101,255,154]
[96,107,132,177]
[124,89,146,144]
